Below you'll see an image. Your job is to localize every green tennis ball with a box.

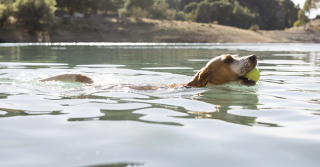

[244,67,260,82]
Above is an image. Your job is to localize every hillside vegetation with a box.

[2,17,319,43]
[0,0,319,43]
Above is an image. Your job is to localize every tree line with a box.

[0,0,318,34]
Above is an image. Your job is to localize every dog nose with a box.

[249,55,257,61]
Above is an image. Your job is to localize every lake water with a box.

[0,43,320,167]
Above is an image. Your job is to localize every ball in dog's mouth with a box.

[238,67,259,86]
[243,67,260,82]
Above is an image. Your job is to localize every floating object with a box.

[244,67,260,82]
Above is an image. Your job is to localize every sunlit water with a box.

[0,43,320,167]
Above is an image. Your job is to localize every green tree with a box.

[211,1,233,26]
[294,9,309,27]
[185,10,197,22]
[165,8,176,20]
[236,0,285,29]
[0,0,14,29]
[131,5,148,21]
[303,0,320,16]
[304,0,319,12]
[232,2,255,28]
[175,10,185,20]
[56,0,125,16]
[166,0,180,10]
[158,0,169,13]
[184,2,198,13]
[14,0,56,33]
[266,11,278,30]
[280,0,299,28]
[89,0,125,14]
[55,0,83,14]
[149,0,168,19]
[180,0,202,10]
[125,0,154,13]
[196,1,212,23]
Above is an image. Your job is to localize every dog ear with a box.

[221,54,234,63]
[187,66,212,87]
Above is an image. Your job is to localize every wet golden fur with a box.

[40,54,257,87]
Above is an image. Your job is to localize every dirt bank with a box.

[1,17,319,43]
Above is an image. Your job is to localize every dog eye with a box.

[224,58,233,63]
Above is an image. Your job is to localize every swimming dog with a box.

[40,54,258,87]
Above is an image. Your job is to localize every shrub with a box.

[185,10,197,22]
[165,9,176,21]
[211,1,233,26]
[149,0,168,19]
[232,3,255,29]
[196,1,212,23]
[249,24,260,31]
[294,9,309,27]
[149,8,164,19]
[125,0,154,12]
[157,0,168,13]
[293,20,302,27]
[131,6,148,21]
[175,11,185,21]
[118,8,129,17]
[184,2,198,13]
[0,2,14,29]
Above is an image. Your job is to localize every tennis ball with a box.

[244,67,260,82]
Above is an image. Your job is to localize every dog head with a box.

[187,54,257,87]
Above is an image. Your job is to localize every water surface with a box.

[0,43,320,167]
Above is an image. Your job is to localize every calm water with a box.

[0,43,320,167]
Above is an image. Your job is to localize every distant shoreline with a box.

[1,18,319,43]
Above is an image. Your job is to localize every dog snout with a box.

[249,55,257,61]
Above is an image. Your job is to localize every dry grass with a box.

[49,17,276,43]
[260,19,320,43]
[1,17,320,43]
